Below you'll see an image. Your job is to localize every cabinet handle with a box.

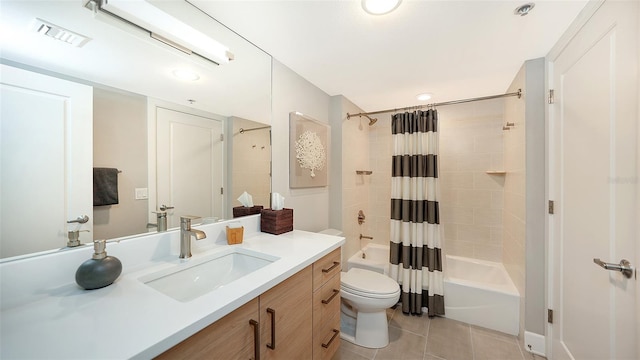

[321,289,340,304]
[322,261,340,273]
[321,329,340,348]
[266,308,276,350]
[249,319,260,360]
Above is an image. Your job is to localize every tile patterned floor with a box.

[333,307,547,360]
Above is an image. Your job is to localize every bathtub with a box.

[348,245,520,336]
[444,255,520,336]
[347,243,390,275]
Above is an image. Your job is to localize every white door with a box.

[0,64,93,258]
[548,1,638,359]
[155,107,224,229]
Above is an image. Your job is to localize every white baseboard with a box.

[524,331,546,357]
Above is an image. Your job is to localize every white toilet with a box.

[318,229,401,349]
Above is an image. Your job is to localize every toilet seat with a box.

[341,268,400,299]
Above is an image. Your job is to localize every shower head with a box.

[346,112,377,126]
[364,114,377,126]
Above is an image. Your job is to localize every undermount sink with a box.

[140,248,279,302]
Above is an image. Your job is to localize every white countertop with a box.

[0,221,344,359]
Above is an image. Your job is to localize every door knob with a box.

[593,258,634,279]
[67,215,89,224]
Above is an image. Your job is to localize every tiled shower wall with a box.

[368,112,394,247]
[439,100,505,261]
[341,98,372,262]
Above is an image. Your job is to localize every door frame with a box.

[146,98,228,226]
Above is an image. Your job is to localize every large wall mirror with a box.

[0,1,272,260]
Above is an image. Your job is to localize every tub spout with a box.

[359,234,373,240]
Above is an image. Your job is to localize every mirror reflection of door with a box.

[155,107,224,228]
[0,64,93,258]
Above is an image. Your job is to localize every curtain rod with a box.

[347,89,521,119]
[239,126,270,134]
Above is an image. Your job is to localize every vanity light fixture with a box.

[172,69,200,81]
[86,0,234,65]
[416,93,432,101]
[361,0,402,15]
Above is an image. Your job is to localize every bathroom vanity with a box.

[0,216,344,359]
[158,248,342,359]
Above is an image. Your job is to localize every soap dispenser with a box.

[75,239,122,290]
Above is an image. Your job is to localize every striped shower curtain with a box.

[389,109,445,317]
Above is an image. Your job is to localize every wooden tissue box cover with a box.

[233,205,264,218]
[260,208,293,235]
[226,226,244,245]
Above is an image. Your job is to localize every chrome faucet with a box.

[179,216,206,259]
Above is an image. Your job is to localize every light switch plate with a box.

[135,188,148,200]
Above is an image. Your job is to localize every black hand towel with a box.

[93,167,119,206]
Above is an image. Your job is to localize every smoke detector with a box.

[31,18,91,47]
[514,3,535,16]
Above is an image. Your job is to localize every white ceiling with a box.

[0,1,588,116]
[191,0,589,112]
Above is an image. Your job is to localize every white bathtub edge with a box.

[524,331,546,357]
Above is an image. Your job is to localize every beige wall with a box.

[368,111,393,246]
[339,97,371,264]
[93,87,149,239]
[439,100,506,261]
[271,60,331,232]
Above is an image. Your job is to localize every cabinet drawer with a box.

[313,312,341,360]
[312,248,341,291]
[313,273,341,330]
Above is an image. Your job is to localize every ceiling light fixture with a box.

[88,0,233,65]
[172,69,200,81]
[514,3,535,16]
[361,0,402,15]
[416,93,432,101]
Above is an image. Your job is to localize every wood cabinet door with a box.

[260,266,313,359]
[157,298,260,360]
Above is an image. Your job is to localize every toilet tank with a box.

[318,228,343,237]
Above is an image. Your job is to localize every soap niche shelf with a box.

[485,170,506,175]
[356,170,373,175]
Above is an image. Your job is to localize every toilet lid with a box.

[341,268,399,295]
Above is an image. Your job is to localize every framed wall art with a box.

[289,111,330,188]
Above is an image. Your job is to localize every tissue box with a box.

[233,205,264,218]
[260,208,293,235]
[226,226,244,245]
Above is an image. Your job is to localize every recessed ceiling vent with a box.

[31,18,91,47]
